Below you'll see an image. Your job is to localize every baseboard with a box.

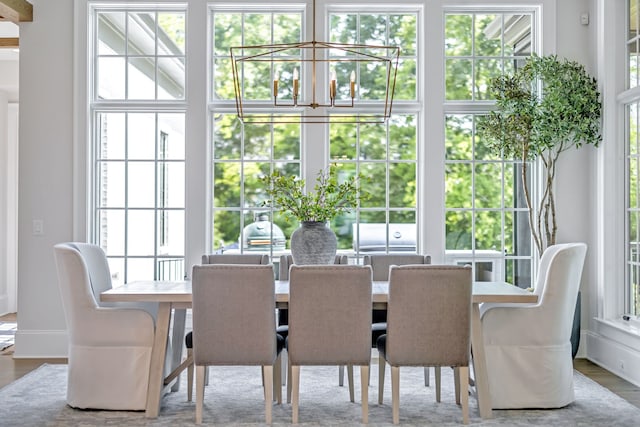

[13,329,68,358]
[585,329,640,387]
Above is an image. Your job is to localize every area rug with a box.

[0,322,17,352]
[0,363,637,426]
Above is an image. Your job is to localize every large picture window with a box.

[86,1,545,287]
[443,11,535,286]
[91,5,186,285]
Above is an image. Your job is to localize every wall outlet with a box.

[32,219,44,236]
[581,13,589,26]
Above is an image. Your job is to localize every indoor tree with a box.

[478,54,602,257]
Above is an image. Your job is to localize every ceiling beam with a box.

[0,0,33,24]
[0,37,18,48]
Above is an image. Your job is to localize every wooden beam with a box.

[0,37,18,48]
[0,0,33,24]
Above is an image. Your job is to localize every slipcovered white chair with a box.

[191,264,284,424]
[185,253,270,401]
[287,265,372,424]
[480,242,587,409]
[376,265,472,425]
[66,242,158,317]
[53,243,155,410]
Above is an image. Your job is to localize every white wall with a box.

[553,0,597,358]
[14,0,73,357]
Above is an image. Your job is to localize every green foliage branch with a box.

[478,54,602,257]
[261,164,363,224]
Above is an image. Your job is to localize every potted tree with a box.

[261,164,363,264]
[478,54,602,357]
[478,54,602,257]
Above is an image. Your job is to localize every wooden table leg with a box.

[145,302,172,418]
[170,308,186,392]
[471,303,493,419]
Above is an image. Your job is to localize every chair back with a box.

[53,243,101,334]
[385,265,472,366]
[202,253,270,265]
[65,242,159,317]
[278,254,348,280]
[65,242,112,302]
[363,254,431,281]
[191,264,278,366]
[287,265,372,365]
[534,243,587,340]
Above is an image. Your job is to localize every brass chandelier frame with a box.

[230,0,400,124]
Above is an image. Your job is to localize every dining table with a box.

[101,279,537,419]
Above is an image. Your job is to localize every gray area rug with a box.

[0,363,636,426]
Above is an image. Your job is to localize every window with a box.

[210,4,420,258]
[211,7,303,254]
[85,1,547,286]
[443,11,535,285]
[91,5,186,285]
[627,0,640,317]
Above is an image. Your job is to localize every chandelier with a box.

[230,0,400,124]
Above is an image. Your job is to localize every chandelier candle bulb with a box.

[330,70,337,101]
[273,71,279,97]
[350,70,356,98]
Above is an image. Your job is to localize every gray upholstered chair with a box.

[363,254,433,387]
[286,264,373,424]
[191,264,284,424]
[377,265,472,425]
[277,254,349,385]
[53,243,155,410]
[186,253,270,402]
[480,243,587,409]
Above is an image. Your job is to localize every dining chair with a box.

[363,254,433,388]
[191,264,284,424]
[277,254,349,385]
[480,242,587,409]
[376,265,472,425]
[53,243,156,410]
[66,242,159,317]
[185,253,270,402]
[286,264,372,424]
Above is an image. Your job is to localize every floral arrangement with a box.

[261,164,363,223]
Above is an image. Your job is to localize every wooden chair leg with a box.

[454,367,461,404]
[291,365,300,424]
[338,365,344,386]
[281,348,287,386]
[435,366,442,402]
[361,365,369,424]
[187,348,194,402]
[263,365,273,424]
[378,353,385,404]
[195,365,206,424]
[424,366,430,386]
[391,366,400,425]
[287,354,292,404]
[459,366,470,424]
[274,354,282,404]
[347,364,355,402]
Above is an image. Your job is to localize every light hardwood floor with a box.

[1,313,639,410]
